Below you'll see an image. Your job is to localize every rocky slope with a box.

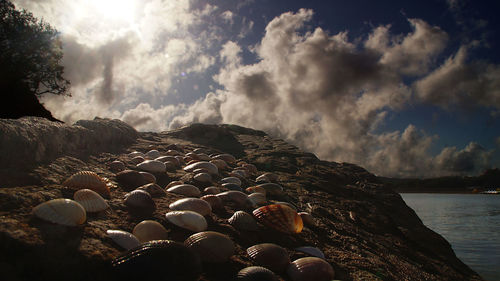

[0,117,482,281]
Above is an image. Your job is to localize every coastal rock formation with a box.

[0,119,482,281]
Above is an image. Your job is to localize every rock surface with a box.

[0,120,482,281]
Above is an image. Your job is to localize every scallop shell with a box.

[246,186,267,195]
[246,243,291,273]
[33,198,86,226]
[166,184,201,197]
[210,159,229,170]
[165,211,207,232]
[228,211,260,231]
[200,195,224,209]
[145,149,160,159]
[184,231,235,263]
[73,189,109,212]
[112,240,202,281]
[184,161,218,175]
[252,204,303,234]
[213,154,236,164]
[221,176,241,186]
[116,170,148,191]
[131,156,145,165]
[128,151,145,158]
[194,172,212,183]
[248,192,267,205]
[256,183,284,196]
[133,220,168,243]
[137,160,166,173]
[106,230,141,250]
[216,191,254,208]
[139,171,156,184]
[136,183,166,197]
[169,198,212,216]
[222,183,242,191]
[294,246,325,259]
[203,186,220,194]
[298,212,315,226]
[63,171,111,198]
[124,190,156,214]
[236,266,279,281]
[109,160,126,172]
[286,257,335,281]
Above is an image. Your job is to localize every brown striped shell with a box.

[246,243,291,273]
[73,189,109,212]
[236,266,279,281]
[33,198,86,226]
[169,198,212,216]
[184,231,235,263]
[228,211,260,231]
[107,230,141,250]
[63,171,111,198]
[133,220,168,243]
[252,204,303,234]
[124,190,156,214]
[166,184,201,197]
[165,211,207,232]
[286,257,335,281]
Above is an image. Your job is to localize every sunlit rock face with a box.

[0,121,482,281]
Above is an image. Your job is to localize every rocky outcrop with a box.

[0,121,482,281]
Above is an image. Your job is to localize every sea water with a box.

[401,193,500,281]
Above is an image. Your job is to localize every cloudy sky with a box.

[13,0,500,178]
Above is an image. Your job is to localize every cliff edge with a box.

[0,118,482,281]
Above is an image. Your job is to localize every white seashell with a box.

[133,220,168,243]
[73,189,109,212]
[248,192,267,205]
[137,160,166,173]
[128,151,145,158]
[33,198,86,226]
[220,177,241,187]
[166,184,201,197]
[166,149,182,156]
[294,246,325,259]
[193,172,212,183]
[155,156,179,165]
[184,161,218,175]
[169,198,212,216]
[106,230,141,250]
[145,149,161,159]
[165,211,207,232]
[228,211,260,231]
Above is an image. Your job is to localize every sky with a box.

[12,0,500,178]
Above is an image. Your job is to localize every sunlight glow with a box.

[89,0,136,22]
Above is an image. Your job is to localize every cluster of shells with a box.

[32,145,335,281]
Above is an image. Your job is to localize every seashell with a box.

[273,201,297,210]
[216,191,254,208]
[145,149,160,159]
[133,220,168,243]
[203,186,220,194]
[112,240,202,281]
[109,160,126,172]
[236,266,279,281]
[228,211,259,231]
[186,159,198,165]
[166,184,201,197]
[106,230,141,250]
[210,159,229,170]
[33,198,86,226]
[169,198,212,216]
[193,168,211,174]
[184,231,235,263]
[247,243,291,272]
[137,160,166,173]
[242,163,258,175]
[131,155,145,165]
[294,246,325,259]
[286,257,335,281]
[221,176,241,186]
[192,148,205,154]
[213,153,236,164]
[175,155,186,165]
[124,190,156,214]
[230,169,247,179]
[139,171,156,184]
[222,183,242,191]
[248,192,266,205]
[257,172,279,182]
[73,189,109,212]
[194,172,212,183]
[166,180,183,189]
[116,170,148,191]
[155,155,179,166]
[246,186,267,195]
[185,152,200,160]
[256,183,284,196]
[200,195,224,209]
[252,204,303,234]
[298,212,315,226]
[166,149,183,156]
[136,183,166,197]
[184,161,218,175]
[165,211,207,232]
[197,153,211,161]
[128,151,145,158]
[63,171,111,199]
